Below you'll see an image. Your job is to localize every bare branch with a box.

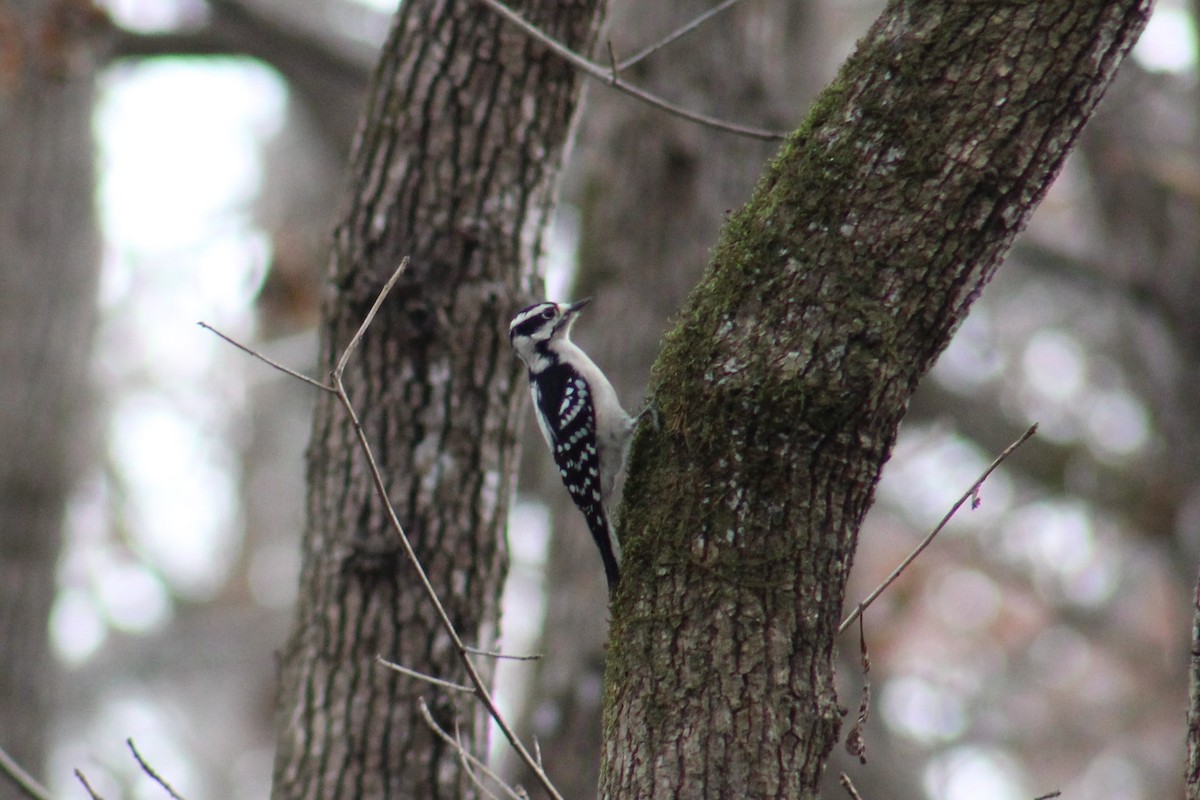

[843,616,870,765]
[110,0,378,83]
[376,655,475,693]
[1033,792,1062,800]
[334,258,409,380]
[839,772,866,800]
[127,739,186,800]
[617,0,747,71]
[74,770,105,800]
[417,699,525,800]
[463,645,542,662]
[456,751,505,800]
[445,716,504,800]
[0,744,53,800]
[321,263,563,798]
[197,322,333,393]
[605,39,619,83]
[211,255,564,800]
[838,423,1038,636]
[476,0,787,141]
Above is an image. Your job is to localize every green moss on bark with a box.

[601,1,1149,797]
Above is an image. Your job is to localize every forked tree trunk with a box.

[270,1,605,797]
[606,2,1150,798]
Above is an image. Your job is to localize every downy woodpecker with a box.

[509,299,648,592]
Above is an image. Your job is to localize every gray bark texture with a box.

[512,0,824,795]
[0,0,100,792]
[604,2,1150,798]
[269,0,606,798]
[1189,569,1200,799]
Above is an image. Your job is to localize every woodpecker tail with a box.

[584,503,622,594]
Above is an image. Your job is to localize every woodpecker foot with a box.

[635,403,661,432]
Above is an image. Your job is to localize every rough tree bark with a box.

[512,1,823,796]
[605,2,1150,798]
[269,1,605,798]
[0,1,100,793]
[1187,553,1200,800]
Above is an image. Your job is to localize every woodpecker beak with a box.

[565,297,591,316]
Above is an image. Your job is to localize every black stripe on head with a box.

[509,302,559,340]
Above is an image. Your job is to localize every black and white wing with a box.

[532,362,622,590]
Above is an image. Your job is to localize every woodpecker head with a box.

[509,298,590,369]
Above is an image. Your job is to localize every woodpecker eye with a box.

[541,308,556,320]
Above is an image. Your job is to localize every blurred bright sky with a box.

[53,57,287,666]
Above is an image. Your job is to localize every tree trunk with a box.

[1188,568,1200,799]
[605,2,1150,798]
[513,1,825,795]
[269,1,605,797]
[0,1,100,792]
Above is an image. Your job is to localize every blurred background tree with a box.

[1,0,1197,798]
[0,0,103,789]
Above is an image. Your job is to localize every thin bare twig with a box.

[417,699,524,800]
[476,0,786,141]
[209,257,564,800]
[127,739,186,800]
[463,645,542,662]
[843,615,870,764]
[334,257,409,380]
[617,0,747,70]
[0,744,53,800]
[329,272,563,800]
[75,769,105,800]
[197,322,332,393]
[450,717,505,800]
[838,423,1038,636]
[1033,792,1062,800]
[456,750,504,800]
[839,772,866,800]
[377,655,475,693]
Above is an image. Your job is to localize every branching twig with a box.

[323,273,564,800]
[476,0,786,141]
[463,645,542,661]
[197,322,332,393]
[451,726,505,800]
[417,699,525,800]
[333,258,409,380]
[127,739,186,800]
[838,423,1038,636]
[0,744,53,800]
[203,257,564,800]
[617,0,747,71]
[377,655,475,693]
